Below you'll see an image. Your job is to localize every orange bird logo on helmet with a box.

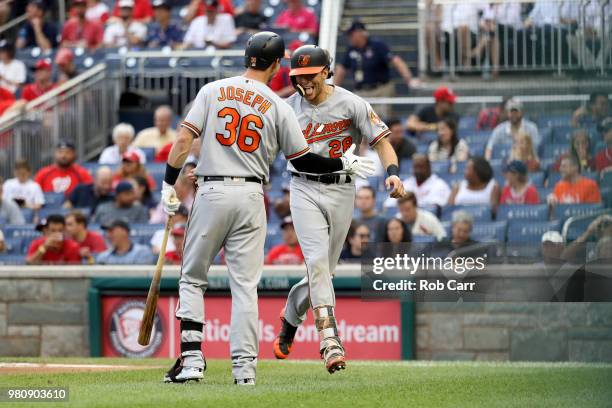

[297,55,311,67]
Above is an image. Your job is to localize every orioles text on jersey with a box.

[302,119,352,144]
[217,85,272,114]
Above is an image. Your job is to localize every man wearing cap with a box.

[104,0,148,47]
[485,97,541,160]
[146,0,183,49]
[20,59,56,102]
[112,152,156,190]
[16,0,58,51]
[265,216,304,265]
[100,123,147,165]
[234,0,268,35]
[165,223,187,264]
[110,0,153,22]
[34,141,93,194]
[182,0,236,49]
[0,42,26,95]
[406,86,460,135]
[55,48,80,85]
[335,20,417,119]
[273,0,318,36]
[96,219,155,265]
[26,214,82,265]
[61,0,104,50]
[500,160,541,205]
[92,180,150,225]
[64,166,114,213]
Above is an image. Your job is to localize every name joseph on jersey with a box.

[217,85,272,114]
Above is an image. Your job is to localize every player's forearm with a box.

[290,152,343,174]
[165,128,194,184]
[374,138,398,170]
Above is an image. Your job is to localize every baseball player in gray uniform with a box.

[160,33,376,385]
[272,45,405,373]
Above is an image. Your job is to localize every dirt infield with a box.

[0,362,164,375]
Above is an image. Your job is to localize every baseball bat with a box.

[138,215,173,346]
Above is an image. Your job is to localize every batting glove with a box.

[340,144,376,179]
[161,181,181,215]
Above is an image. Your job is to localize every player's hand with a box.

[386,175,404,198]
[340,144,376,179]
[161,181,181,215]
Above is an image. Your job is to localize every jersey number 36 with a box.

[216,107,262,153]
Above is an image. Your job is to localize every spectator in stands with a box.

[0,176,26,225]
[383,218,412,245]
[55,48,80,84]
[387,118,416,163]
[65,210,106,263]
[268,39,303,98]
[594,118,612,172]
[150,175,194,224]
[234,0,268,35]
[182,0,236,49]
[61,0,104,50]
[132,175,158,210]
[397,154,451,208]
[64,166,114,213]
[500,160,541,205]
[16,0,58,51]
[397,193,446,241]
[273,185,291,219]
[549,156,601,205]
[99,123,146,165]
[339,223,370,262]
[471,4,500,77]
[96,219,155,264]
[26,214,81,264]
[508,132,540,172]
[92,181,150,225]
[334,20,417,119]
[113,152,156,190]
[274,0,318,35]
[552,129,595,173]
[104,0,148,48]
[440,4,480,68]
[355,186,386,242]
[572,93,609,130]
[0,229,5,253]
[151,205,189,254]
[21,59,56,102]
[110,0,153,22]
[146,0,183,49]
[265,216,304,265]
[165,223,186,265]
[449,156,499,208]
[133,106,177,152]
[561,214,612,262]
[184,0,234,23]
[34,141,93,194]
[82,0,110,23]
[0,42,26,95]
[485,98,540,160]
[428,117,469,164]
[406,86,459,136]
[476,97,509,131]
[2,159,45,210]
[0,86,16,117]
[447,210,477,249]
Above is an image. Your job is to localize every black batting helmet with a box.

[289,45,332,78]
[244,31,286,70]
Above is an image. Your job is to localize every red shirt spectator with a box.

[269,66,291,93]
[500,184,540,204]
[274,0,318,35]
[79,231,106,253]
[112,0,153,21]
[69,0,110,23]
[0,86,15,115]
[194,0,235,16]
[61,17,104,49]
[34,141,93,194]
[112,152,156,190]
[154,142,172,162]
[593,146,612,171]
[27,236,82,263]
[265,216,304,265]
[22,60,56,102]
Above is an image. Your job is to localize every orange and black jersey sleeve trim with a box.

[369,129,391,147]
[181,121,201,138]
[285,146,310,160]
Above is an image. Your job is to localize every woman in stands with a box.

[132,175,158,210]
[553,129,596,172]
[508,131,540,172]
[428,117,469,163]
[112,152,156,190]
[449,156,500,208]
[383,218,412,244]
[499,160,540,205]
[339,223,370,263]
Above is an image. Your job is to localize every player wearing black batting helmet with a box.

[289,45,333,96]
[244,31,287,70]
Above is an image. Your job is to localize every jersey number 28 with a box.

[328,136,353,158]
[216,107,262,153]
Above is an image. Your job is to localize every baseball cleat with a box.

[273,308,298,359]
[234,378,256,386]
[321,337,347,374]
[163,357,205,383]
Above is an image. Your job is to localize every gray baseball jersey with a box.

[181,75,311,182]
[285,86,390,175]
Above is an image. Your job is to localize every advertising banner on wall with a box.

[101,295,402,360]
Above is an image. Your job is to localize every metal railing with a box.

[419,0,611,77]
[0,63,118,179]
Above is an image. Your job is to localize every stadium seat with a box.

[537,114,571,128]
[530,171,545,187]
[553,203,604,221]
[458,116,477,130]
[471,221,507,241]
[4,237,23,254]
[419,131,438,144]
[39,207,69,219]
[19,208,34,223]
[540,143,568,159]
[441,205,493,222]
[141,147,156,162]
[492,143,511,160]
[507,220,561,242]
[412,235,436,243]
[130,224,163,245]
[81,162,102,174]
[0,254,26,265]
[44,192,66,207]
[430,161,448,174]
[497,204,549,221]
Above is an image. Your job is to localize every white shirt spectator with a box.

[86,2,110,23]
[494,3,523,29]
[397,208,447,241]
[150,228,176,253]
[487,118,541,152]
[384,173,451,208]
[98,145,146,165]
[0,59,27,94]
[528,1,561,27]
[183,13,237,48]
[442,4,483,33]
[454,179,497,205]
[428,138,470,162]
[2,178,45,208]
[103,21,147,47]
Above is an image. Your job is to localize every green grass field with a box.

[1,358,611,408]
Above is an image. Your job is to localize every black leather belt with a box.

[203,176,262,184]
[291,172,351,184]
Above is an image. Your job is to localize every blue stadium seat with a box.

[492,143,511,160]
[551,125,574,143]
[130,223,163,245]
[4,225,40,239]
[0,254,26,265]
[468,141,487,156]
[141,147,156,162]
[540,143,568,159]
[458,116,477,130]
[416,143,429,154]
[419,131,438,144]
[507,220,561,242]
[44,192,66,207]
[412,235,436,243]
[399,158,412,171]
[553,203,604,221]
[442,172,464,187]
[530,171,545,187]
[4,237,23,254]
[497,204,549,221]
[601,186,612,208]
[19,208,34,223]
[430,161,448,174]
[81,162,102,174]
[441,205,493,222]
[537,114,571,128]
[38,207,69,219]
[471,221,507,241]
[460,130,490,143]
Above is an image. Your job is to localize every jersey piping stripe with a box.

[285,146,310,160]
[181,121,201,137]
[305,130,346,144]
[369,129,391,147]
